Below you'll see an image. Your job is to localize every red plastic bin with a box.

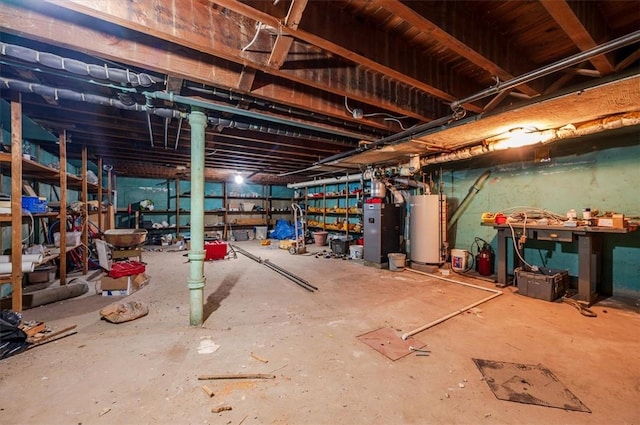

[205,241,227,260]
[108,261,146,278]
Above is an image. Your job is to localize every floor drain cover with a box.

[357,327,426,361]
[473,358,590,413]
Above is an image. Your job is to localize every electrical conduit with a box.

[1,77,357,144]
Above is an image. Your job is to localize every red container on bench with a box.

[205,241,227,260]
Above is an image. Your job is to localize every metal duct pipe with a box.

[392,177,430,194]
[317,113,458,165]
[0,77,182,119]
[186,83,377,138]
[146,113,154,147]
[143,91,367,140]
[1,77,355,145]
[0,42,160,87]
[208,117,348,144]
[447,170,492,231]
[450,30,640,110]
[384,179,405,204]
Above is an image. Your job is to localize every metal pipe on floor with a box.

[187,109,207,326]
[401,268,502,340]
[263,259,318,291]
[232,245,317,292]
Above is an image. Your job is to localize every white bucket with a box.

[451,248,471,271]
[349,245,363,260]
[388,253,406,271]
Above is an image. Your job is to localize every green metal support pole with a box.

[187,110,207,325]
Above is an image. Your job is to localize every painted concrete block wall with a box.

[443,134,640,299]
[0,147,84,252]
[115,177,174,229]
[116,177,295,230]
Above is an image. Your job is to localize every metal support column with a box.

[577,233,602,305]
[187,110,207,326]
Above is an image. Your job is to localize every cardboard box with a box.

[101,273,149,296]
[597,214,626,229]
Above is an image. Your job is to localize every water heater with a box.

[410,194,446,264]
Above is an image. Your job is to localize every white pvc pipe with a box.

[0,254,43,264]
[287,173,363,189]
[0,262,36,273]
[401,267,502,340]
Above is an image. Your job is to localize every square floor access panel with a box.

[357,327,426,361]
[473,358,590,413]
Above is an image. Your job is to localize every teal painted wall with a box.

[440,128,640,299]
[114,177,294,230]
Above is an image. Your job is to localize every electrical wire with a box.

[242,22,264,52]
[561,297,597,317]
[22,210,34,243]
[506,211,536,271]
[384,117,416,130]
[344,96,410,120]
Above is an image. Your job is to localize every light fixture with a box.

[490,127,545,150]
[234,174,244,184]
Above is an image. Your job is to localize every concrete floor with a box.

[1,240,639,424]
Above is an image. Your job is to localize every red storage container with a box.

[205,241,227,260]
[108,261,146,278]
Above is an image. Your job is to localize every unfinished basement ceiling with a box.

[0,0,638,183]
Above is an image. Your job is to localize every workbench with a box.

[485,223,635,304]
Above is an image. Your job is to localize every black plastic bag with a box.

[0,310,30,360]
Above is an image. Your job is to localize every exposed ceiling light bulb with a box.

[352,108,364,119]
[234,174,244,184]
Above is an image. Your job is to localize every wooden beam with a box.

[615,48,640,72]
[10,93,23,312]
[540,0,615,75]
[97,157,103,232]
[211,0,481,113]
[543,61,591,94]
[39,0,441,120]
[1,3,399,131]
[372,0,541,98]
[267,0,308,69]
[59,130,68,285]
[81,146,88,275]
[237,66,257,92]
[165,76,184,95]
[483,90,512,113]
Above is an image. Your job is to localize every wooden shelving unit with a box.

[0,100,107,311]
[172,181,292,240]
[293,179,366,238]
